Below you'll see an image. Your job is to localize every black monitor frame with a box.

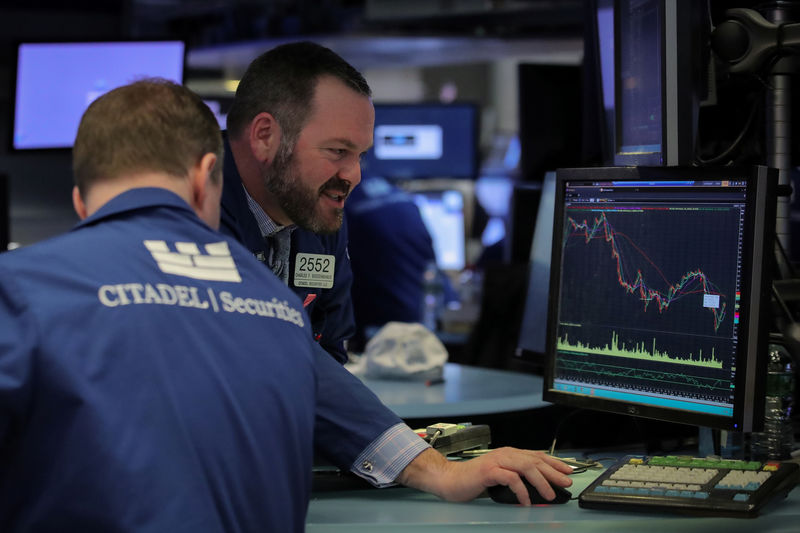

[543,165,777,432]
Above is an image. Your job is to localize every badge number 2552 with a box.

[293,253,335,289]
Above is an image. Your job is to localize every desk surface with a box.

[357,363,547,418]
[307,464,800,532]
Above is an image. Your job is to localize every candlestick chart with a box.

[553,205,744,404]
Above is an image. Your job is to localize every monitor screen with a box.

[514,171,557,369]
[611,0,707,166]
[543,166,777,432]
[411,189,466,272]
[615,0,662,162]
[13,40,185,150]
[361,103,478,181]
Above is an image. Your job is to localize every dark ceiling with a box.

[126,0,587,47]
[0,0,586,47]
[0,0,588,80]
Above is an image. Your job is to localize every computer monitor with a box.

[543,166,777,432]
[402,178,474,272]
[609,0,708,166]
[361,103,478,181]
[12,40,185,150]
[411,189,466,272]
[513,171,557,371]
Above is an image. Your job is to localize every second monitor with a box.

[542,166,777,433]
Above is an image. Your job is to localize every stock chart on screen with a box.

[543,166,776,431]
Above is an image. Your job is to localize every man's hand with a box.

[396,447,573,506]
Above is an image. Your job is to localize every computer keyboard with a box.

[579,455,799,517]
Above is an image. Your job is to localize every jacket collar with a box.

[74,187,196,230]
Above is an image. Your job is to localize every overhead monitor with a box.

[610,0,708,166]
[543,166,777,432]
[12,40,186,150]
[361,103,478,181]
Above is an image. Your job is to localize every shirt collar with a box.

[242,184,296,238]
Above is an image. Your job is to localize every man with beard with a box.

[219,41,574,501]
[222,41,367,366]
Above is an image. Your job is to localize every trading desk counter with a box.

[307,465,800,532]
[357,362,547,419]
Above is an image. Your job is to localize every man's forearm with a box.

[395,447,451,496]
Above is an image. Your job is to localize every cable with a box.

[695,92,761,165]
[772,282,796,325]
[428,429,443,448]
[548,408,587,456]
[774,234,798,279]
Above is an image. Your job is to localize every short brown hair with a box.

[226,41,371,146]
[72,78,223,195]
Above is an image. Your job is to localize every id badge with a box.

[293,253,335,289]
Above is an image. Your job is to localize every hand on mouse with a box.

[396,446,573,505]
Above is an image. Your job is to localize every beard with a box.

[262,141,349,234]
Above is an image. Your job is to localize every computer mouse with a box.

[488,478,572,505]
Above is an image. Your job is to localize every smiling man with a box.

[217,42,574,504]
[222,42,372,364]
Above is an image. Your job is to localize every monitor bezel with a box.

[512,171,557,373]
[10,39,187,153]
[542,165,776,432]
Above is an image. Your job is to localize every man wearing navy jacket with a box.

[219,42,437,487]
[220,39,572,506]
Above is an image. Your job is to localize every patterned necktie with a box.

[267,229,291,284]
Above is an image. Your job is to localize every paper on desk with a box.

[356,322,448,381]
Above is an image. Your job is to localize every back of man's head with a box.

[73,78,223,196]
[226,41,371,146]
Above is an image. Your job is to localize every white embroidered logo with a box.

[144,240,242,282]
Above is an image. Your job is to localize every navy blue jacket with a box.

[220,138,355,363]
[0,189,317,532]
[0,188,402,532]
